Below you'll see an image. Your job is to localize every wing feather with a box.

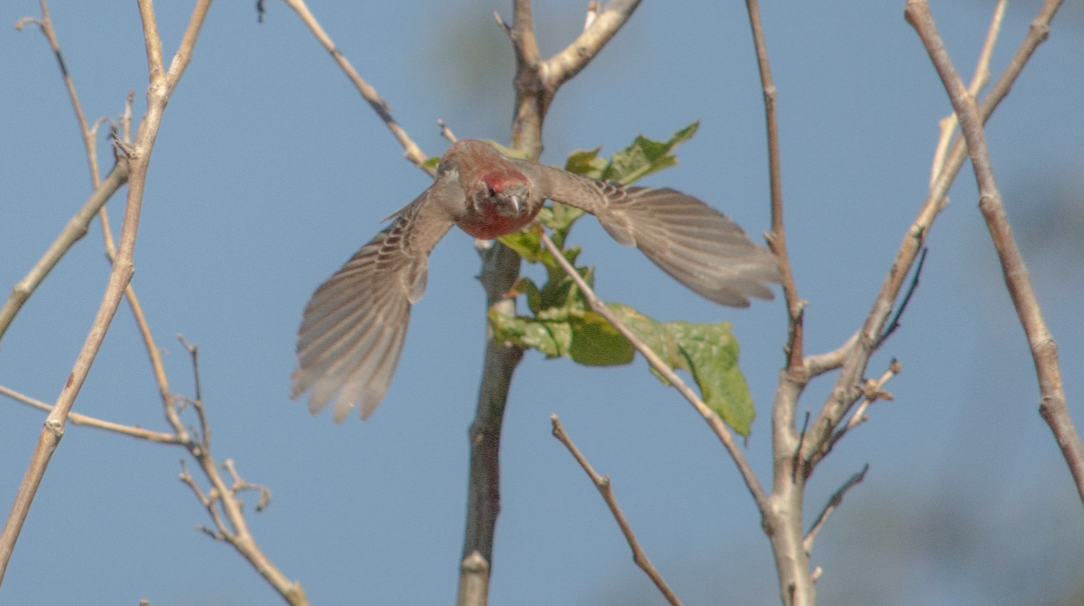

[510,161,779,306]
[292,193,453,421]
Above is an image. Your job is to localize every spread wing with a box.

[292,192,454,422]
[510,161,780,307]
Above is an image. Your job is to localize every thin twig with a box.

[803,463,869,555]
[438,119,458,144]
[551,415,683,606]
[930,0,1007,188]
[744,0,802,370]
[827,359,901,452]
[803,0,1067,474]
[278,0,431,174]
[540,232,768,512]
[874,248,928,349]
[0,0,212,583]
[0,161,129,343]
[15,1,101,187]
[905,0,1083,507]
[0,385,181,445]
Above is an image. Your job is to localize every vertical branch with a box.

[905,0,1082,506]
[459,3,644,604]
[744,1,813,604]
[0,0,213,583]
[744,0,802,370]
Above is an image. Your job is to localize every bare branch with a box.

[540,233,768,512]
[279,0,432,174]
[744,0,802,370]
[541,0,642,91]
[803,464,869,555]
[905,0,1083,507]
[929,0,1007,187]
[0,161,129,343]
[551,415,683,606]
[827,359,901,452]
[802,0,1067,476]
[0,385,181,445]
[0,0,211,584]
[17,1,102,185]
[804,331,859,377]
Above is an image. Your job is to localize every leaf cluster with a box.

[489,123,756,435]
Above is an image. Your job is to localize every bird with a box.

[292,139,780,422]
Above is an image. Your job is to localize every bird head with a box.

[476,170,530,219]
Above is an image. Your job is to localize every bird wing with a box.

[509,161,780,307]
[292,190,454,422]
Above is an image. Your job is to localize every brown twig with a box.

[0,161,129,343]
[278,0,432,174]
[0,0,212,583]
[803,464,869,555]
[172,340,308,604]
[801,0,1066,475]
[540,232,768,512]
[551,415,683,606]
[744,0,802,371]
[743,1,815,602]
[905,0,1083,507]
[0,384,181,445]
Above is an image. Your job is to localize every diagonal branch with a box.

[0,0,213,584]
[0,161,129,343]
[905,0,1082,507]
[803,463,869,554]
[540,232,768,512]
[279,0,432,173]
[801,0,1066,474]
[551,415,683,606]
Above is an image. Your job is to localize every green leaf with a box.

[515,277,543,315]
[601,121,700,185]
[667,321,755,437]
[488,308,568,358]
[421,156,441,170]
[564,146,607,179]
[569,311,635,366]
[540,202,586,249]
[498,225,543,263]
[606,303,682,369]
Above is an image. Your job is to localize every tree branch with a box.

[0,384,181,445]
[551,415,683,606]
[801,0,1066,475]
[540,233,768,512]
[279,0,432,173]
[904,0,1083,507]
[459,3,648,602]
[0,160,128,343]
[0,0,212,585]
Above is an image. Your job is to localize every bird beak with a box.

[509,194,522,214]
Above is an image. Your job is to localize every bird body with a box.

[293,140,779,422]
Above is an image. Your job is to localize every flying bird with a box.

[292,140,780,422]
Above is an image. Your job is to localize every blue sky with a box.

[1,1,1083,605]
